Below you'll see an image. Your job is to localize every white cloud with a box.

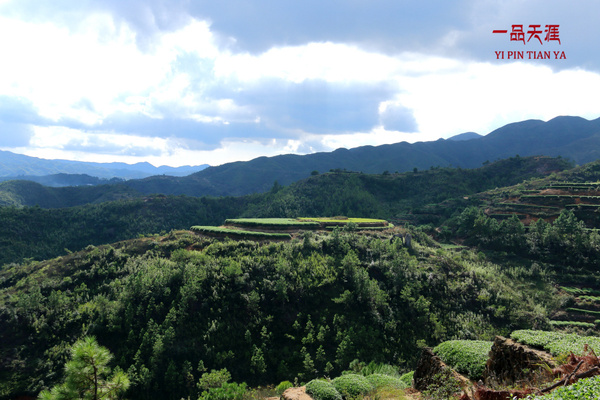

[1,1,600,168]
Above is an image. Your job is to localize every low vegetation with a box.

[432,340,492,380]
[510,330,600,356]
[190,225,292,239]
[524,376,600,400]
[365,373,407,390]
[0,227,558,399]
[331,374,374,398]
[305,380,342,400]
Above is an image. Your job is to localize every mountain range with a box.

[123,115,600,197]
[1,115,600,196]
[0,150,208,182]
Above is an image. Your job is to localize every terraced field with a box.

[191,217,393,240]
[483,181,600,227]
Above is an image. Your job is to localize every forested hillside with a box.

[2,154,600,400]
[0,228,559,400]
[0,156,570,265]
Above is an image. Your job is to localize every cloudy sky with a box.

[1,0,599,167]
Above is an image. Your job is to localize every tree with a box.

[38,336,129,400]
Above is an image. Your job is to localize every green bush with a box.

[198,369,232,391]
[199,382,248,400]
[523,376,600,399]
[275,381,294,396]
[331,374,374,398]
[421,368,461,400]
[305,380,342,400]
[399,371,414,388]
[358,361,399,377]
[365,373,407,390]
[433,340,492,380]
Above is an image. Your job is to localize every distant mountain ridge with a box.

[448,132,482,141]
[0,150,208,182]
[2,115,600,195]
[123,115,600,197]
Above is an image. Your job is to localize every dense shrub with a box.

[305,380,342,400]
[523,376,600,399]
[365,373,407,390]
[275,381,293,396]
[421,368,461,400]
[331,374,374,398]
[357,361,399,377]
[399,371,414,388]
[433,340,492,380]
[198,382,248,400]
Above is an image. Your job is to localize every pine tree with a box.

[38,336,129,400]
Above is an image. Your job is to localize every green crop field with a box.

[560,286,600,296]
[549,320,596,328]
[497,202,559,209]
[566,307,600,316]
[225,218,320,227]
[579,295,600,303]
[190,225,291,239]
[511,330,600,356]
[298,217,389,225]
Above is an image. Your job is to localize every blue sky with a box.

[0,0,599,166]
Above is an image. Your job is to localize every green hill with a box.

[0,228,558,400]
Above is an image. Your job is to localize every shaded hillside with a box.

[0,180,141,208]
[243,156,572,224]
[125,116,600,197]
[0,173,125,187]
[0,196,249,265]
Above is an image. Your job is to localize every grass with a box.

[298,217,388,225]
[549,320,596,328]
[432,340,492,380]
[511,330,600,356]
[566,308,600,316]
[497,203,559,209]
[560,286,600,296]
[190,226,291,239]
[580,295,600,303]
[224,218,320,228]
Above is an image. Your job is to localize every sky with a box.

[1,0,600,167]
